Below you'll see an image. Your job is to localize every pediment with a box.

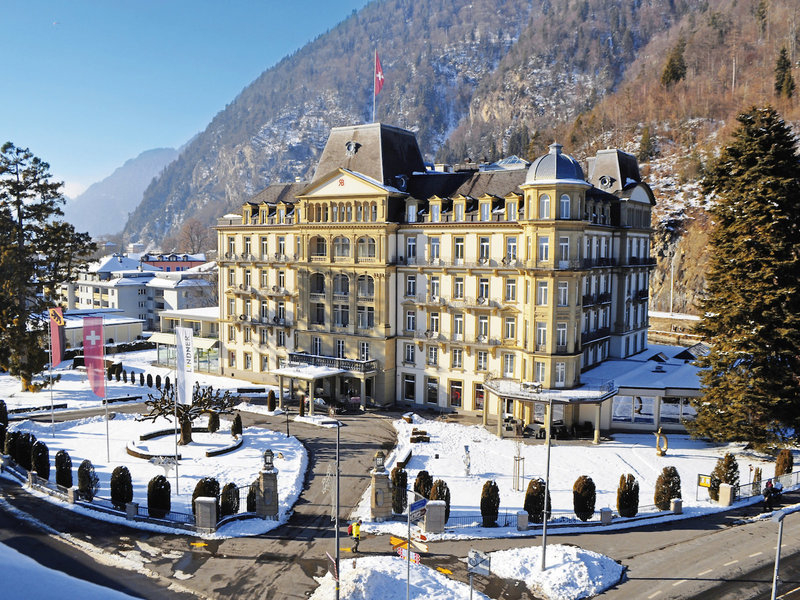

[302,169,388,198]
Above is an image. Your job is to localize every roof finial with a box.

[549,142,563,154]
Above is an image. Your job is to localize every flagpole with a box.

[372,48,376,123]
[48,322,54,438]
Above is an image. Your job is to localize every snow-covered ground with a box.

[355,414,781,539]
[5,413,306,537]
[308,545,623,600]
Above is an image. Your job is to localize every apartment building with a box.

[216,123,656,433]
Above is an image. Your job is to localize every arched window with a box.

[310,273,325,294]
[346,204,352,221]
[356,204,363,221]
[559,194,570,219]
[333,236,350,257]
[333,274,349,296]
[371,203,377,222]
[357,275,375,298]
[539,194,550,219]
[310,236,327,258]
[357,236,376,258]
[332,205,339,222]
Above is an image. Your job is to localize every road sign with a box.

[697,474,711,488]
[325,551,338,580]
[467,549,490,577]
[396,546,420,564]
[410,498,427,512]
[390,535,428,553]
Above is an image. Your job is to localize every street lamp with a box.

[321,419,341,600]
[374,450,386,472]
[771,506,800,599]
[262,449,274,471]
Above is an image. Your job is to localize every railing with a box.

[288,352,378,373]
[736,471,800,500]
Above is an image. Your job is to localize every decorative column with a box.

[496,394,504,437]
[308,379,316,416]
[257,449,279,519]
[593,403,601,444]
[360,377,367,410]
[278,375,285,410]
[370,450,391,522]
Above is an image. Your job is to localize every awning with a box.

[194,337,219,351]
[148,332,218,351]
[148,332,175,345]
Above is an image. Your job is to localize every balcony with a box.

[288,352,377,373]
[581,327,611,343]
[582,294,596,306]
[598,292,612,304]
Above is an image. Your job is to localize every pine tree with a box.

[691,107,800,445]
[709,453,739,501]
[0,143,95,390]
[774,48,795,98]
[660,39,687,89]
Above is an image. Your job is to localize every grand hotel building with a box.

[216,123,656,434]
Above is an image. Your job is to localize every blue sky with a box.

[2,1,370,197]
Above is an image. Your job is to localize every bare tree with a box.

[176,218,212,254]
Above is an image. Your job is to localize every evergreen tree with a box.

[654,466,682,510]
[709,453,739,501]
[660,39,687,89]
[691,107,800,445]
[0,143,95,390]
[637,125,655,163]
[774,47,795,99]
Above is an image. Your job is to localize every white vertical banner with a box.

[175,327,194,405]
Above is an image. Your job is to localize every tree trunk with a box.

[179,418,193,445]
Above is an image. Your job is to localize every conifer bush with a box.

[430,479,451,522]
[110,465,133,509]
[4,430,19,460]
[140,373,145,386]
[0,398,7,427]
[192,477,220,516]
[77,459,99,501]
[17,432,36,470]
[753,466,763,495]
[246,480,258,513]
[231,413,243,437]
[155,374,162,390]
[775,449,794,477]
[709,453,739,501]
[413,470,433,499]
[480,480,500,527]
[122,370,128,383]
[391,466,408,514]
[31,440,49,480]
[220,482,240,517]
[654,466,682,510]
[55,450,72,488]
[299,395,306,417]
[0,423,6,453]
[524,477,551,523]
[207,411,220,433]
[115,370,121,382]
[147,475,171,518]
[165,376,171,391]
[573,475,596,521]
[107,366,113,381]
[616,474,639,518]
[146,373,153,388]
[267,390,276,412]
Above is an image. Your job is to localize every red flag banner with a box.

[374,52,384,96]
[83,316,105,399]
[48,307,65,367]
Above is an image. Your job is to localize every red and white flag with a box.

[83,316,105,399]
[374,51,384,96]
[48,307,65,367]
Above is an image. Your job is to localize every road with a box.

[4,406,800,599]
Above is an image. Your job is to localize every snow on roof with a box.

[160,306,220,320]
[88,254,160,274]
[61,309,144,328]
[145,276,212,289]
[272,363,346,380]
[187,261,217,273]
[649,310,701,321]
[485,377,616,404]
[585,344,702,392]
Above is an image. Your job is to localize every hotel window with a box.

[404,343,415,364]
[406,275,416,296]
[228,351,236,367]
[277,301,285,320]
[261,354,269,371]
[538,236,549,261]
[505,278,516,301]
[429,312,440,333]
[359,342,370,361]
[371,205,377,221]
[227,236,235,257]
[536,281,548,305]
[430,205,440,222]
[312,303,325,325]
[535,360,546,383]
[228,325,236,342]
[357,306,374,328]
[479,237,490,260]
[449,380,463,407]
[403,374,416,402]
[244,270,251,287]
[555,362,566,386]
[478,315,488,338]
[451,348,463,369]
[504,317,516,340]
[454,237,464,260]
[454,203,464,222]
[406,310,416,332]
[407,204,417,223]
[356,205,363,221]
[228,268,236,286]
[244,237,251,256]
[474,383,485,410]
[502,353,515,377]
[480,203,490,221]
[243,327,251,343]
[478,277,489,299]
[559,237,569,262]
[259,328,268,344]
[357,237,376,259]
[506,201,517,221]
[535,322,547,351]
[261,237,268,258]
[559,194,570,219]
[476,351,488,371]
[334,236,351,257]
[454,277,464,299]
[557,323,567,349]
[430,276,440,297]
[453,313,464,336]
[242,352,252,370]
[277,330,286,347]
[429,237,440,259]
[506,236,517,260]
[277,236,285,256]
[406,237,417,260]
[427,345,438,365]
[311,336,322,355]
[539,194,550,219]
[336,339,346,358]
[228,297,235,316]
[426,377,438,404]
[557,281,569,306]
[261,269,269,288]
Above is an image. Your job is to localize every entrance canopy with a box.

[483,377,617,405]
[272,363,346,381]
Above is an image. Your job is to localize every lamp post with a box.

[321,419,341,600]
[771,507,800,600]
[540,396,553,571]
[405,486,426,600]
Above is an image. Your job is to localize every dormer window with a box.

[480,203,490,221]
[431,205,440,223]
[454,203,464,222]
[506,201,517,221]
[407,204,417,223]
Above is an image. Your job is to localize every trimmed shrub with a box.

[775,449,794,478]
[140,373,145,386]
[246,480,258,513]
[55,450,72,488]
[147,475,171,519]
[122,370,128,383]
[155,374,162,390]
[391,466,408,514]
[709,453,739,502]
[753,466,763,495]
[192,477,220,516]
[207,411,220,433]
[430,479,451,522]
[480,480,500,527]
[4,430,19,460]
[267,390,276,412]
[17,432,36,470]
[654,466,682,510]
[231,413,243,437]
[146,373,153,388]
[220,482,240,517]
[616,474,639,518]
[524,477,551,523]
[573,475,596,521]
[77,459,99,501]
[110,465,133,509]
[0,398,7,427]
[413,470,433,500]
[115,369,121,382]
[299,395,306,417]
[31,440,50,480]
[0,423,6,453]
[107,366,113,381]
[165,376,171,391]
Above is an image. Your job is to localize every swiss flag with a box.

[83,316,105,399]
[374,52,384,96]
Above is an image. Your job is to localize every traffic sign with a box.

[410,498,428,512]
[390,535,428,553]
[697,474,711,488]
[466,549,490,577]
[396,546,420,564]
[326,551,338,581]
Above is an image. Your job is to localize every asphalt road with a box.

[4,405,800,600]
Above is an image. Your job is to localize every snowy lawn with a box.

[6,413,306,537]
[355,415,783,539]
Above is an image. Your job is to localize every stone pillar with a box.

[600,507,613,525]
[423,500,446,534]
[482,389,488,426]
[670,498,683,514]
[278,375,284,409]
[593,404,601,444]
[308,378,315,416]
[371,467,391,522]
[496,394,503,437]
[126,502,139,520]
[516,511,528,531]
[257,468,279,518]
[194,497,218,532]
[718,483,735,507]
[67,487,78,504]
[360,377,366,410]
